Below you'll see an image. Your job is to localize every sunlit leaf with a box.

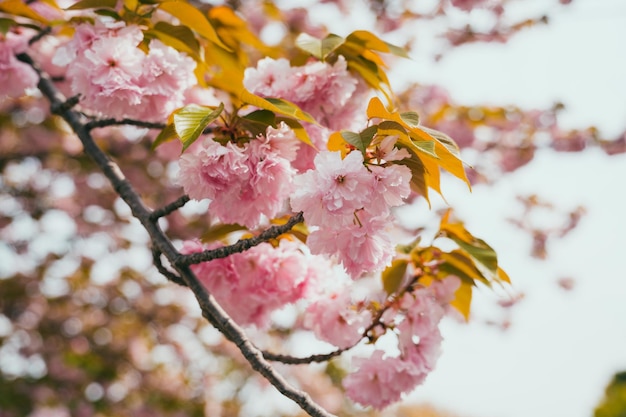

[382,258,408,295]
[173,103,224,152]
[450,280,473,321]
[295,32,323,59]
[149,21,201,59]
[159,0,230,50]
[240,90,317,124]
[151,124,177,150]
[66,0,117,10]
[400,111,420,127]
[0,0,48,23]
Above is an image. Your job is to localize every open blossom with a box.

[291,151,373,227]
[343,350,426,409]
[291,149,411,277]
[307,213,395,277]
[303,288,371,349]
[177,125,297,228]
[0,30,38,98]
[182,240,323,328]
[53,21,196,121]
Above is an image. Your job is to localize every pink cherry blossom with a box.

[177,137,249,201]
[54,22,196,121]
[182,240,323,328]
[177,127,297,229]
[367,164,412,215]
[291,151,373,227]
[303,288,371,349]
[307,213,395,277]
[244,56,369,131]
[0,30,38,98]
[343,350,424,409]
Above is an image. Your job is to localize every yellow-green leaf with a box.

[159,0,230,51]
[66,0,117,10]
[240,89,317,124]
[275,118,314,148]
[173,103,224,152]
[400,111,420,127]
[151,123,177,150]
[382,258,409,295]
[149,21,201,59]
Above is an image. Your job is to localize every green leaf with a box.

[239,110,276,137]
[93,8,121,19]
[0,17,15,35]
[158,0,231,51]
[400,111,420,127]
[66,0,117,9]
[295,33,345,61]
[411,137,438,159]
[382,259,408,295]
[439,210,499,276]
[201,223,246,243]
[173,103,224,152]
[321,34,345,59]
[151,123,177,150]
[149,21,201,59]
[340,131,366,153]
[295,33,322,59]
[240,90,317,124]
[421,126,462,158]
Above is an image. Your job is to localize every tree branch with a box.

[178,212,304,265]
[85,118,166,131]
[17,52,335,417]
[149,195,190,221]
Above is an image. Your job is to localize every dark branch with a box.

[149,195,190,221]
[263,348,346,364]
[179,212,305,266]
[152,248,186,286]
[28,27,52,46]
[85,118,166,130]
[19,51,335,417]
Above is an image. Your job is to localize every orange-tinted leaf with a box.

[0,0,48,23]
[450,280,473,321]
[382,258,408,295]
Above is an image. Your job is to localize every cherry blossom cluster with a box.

[181,239,328,328]
[52,19,196,121]
[291,146,412,278]
[244,56,372,171]
[177,123,299,228]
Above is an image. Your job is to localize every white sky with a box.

[397,1,626,416]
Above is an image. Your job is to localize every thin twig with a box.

[17,52,335,417]
[179,212,304,265]
[152,248,186,286]
[149,195,190,221]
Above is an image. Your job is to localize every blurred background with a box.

[1,0,625,416]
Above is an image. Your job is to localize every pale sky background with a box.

[388,1,626,416]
